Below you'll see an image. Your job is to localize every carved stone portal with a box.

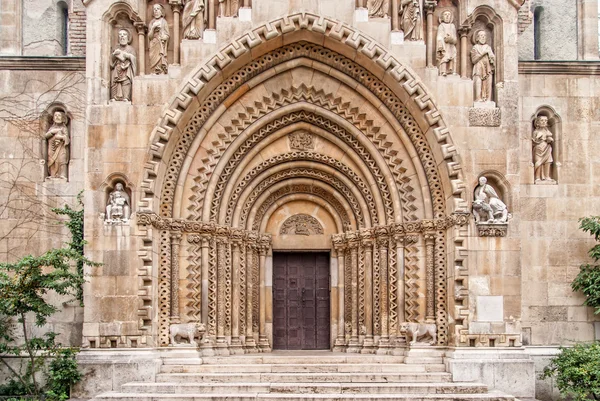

[280,214,324,235]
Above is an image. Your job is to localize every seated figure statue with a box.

[106,183,131,223]
[473,176,508,224]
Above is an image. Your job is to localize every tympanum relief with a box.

[280,214,324,236]
[436,10,457,76]
[44,110,70,180]
[473,176,509,237]
[110,29,137,102]
[105,183,131,223]
[148,4,169,74]
[183,0,207,39]
[532,116,556,184]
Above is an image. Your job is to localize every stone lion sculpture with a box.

[169,322,206,347]
[401,322,437,345]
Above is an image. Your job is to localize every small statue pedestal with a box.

[44,176,68,184]
[469,101,500,127]
[354,7,368,22]
[475,223,507,237]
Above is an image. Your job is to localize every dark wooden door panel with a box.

[273,252,330,350]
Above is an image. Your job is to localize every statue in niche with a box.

[148,4,169,74]
[471,30,495,103]
[367,0,390,18]
[399,0,423,41]
[44,110,70,180]
[218,0,239,17]
[436,10,457,76]
[473,176,508,224]
[110,29,137,101]
[183,0,207,39]
[105,183,131,223]
[532,115,556,184]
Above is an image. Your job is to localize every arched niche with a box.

[468,6,504,102]
[473,170,512,212]
[101,173,135,223]
[530,106,561,184]
[102,2,143,98]
[40,103,72,181]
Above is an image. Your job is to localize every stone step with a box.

[191,354,407,365]
[121,381,488,394]
[156,371,453,383]
[404,357,444,364]
[160,362,446,374]
[93,390,515,401]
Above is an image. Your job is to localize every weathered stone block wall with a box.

[0,0,22,55]
[69,0,87,56]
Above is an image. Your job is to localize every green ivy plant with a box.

[0,194,96,400]
[541,342,600,401]
[571,216,600,313]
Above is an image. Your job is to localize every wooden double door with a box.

[273,252,330,350]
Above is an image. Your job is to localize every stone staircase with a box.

[92,349,516,401]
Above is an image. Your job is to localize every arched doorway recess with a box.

[136,13,470,354]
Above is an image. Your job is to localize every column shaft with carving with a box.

[333,238,346,350]
[230,237,242,349]
[170,233,182,323]
[363,237,374,350]
[349,240,360,351]
[425,232,436,321]
[425,2,436,68]
[258,245,269,349]
[378,236,390,350]
[216,238,227,349]
[245,242,257,349]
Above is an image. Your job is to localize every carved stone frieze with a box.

[476,224,507,237]
[280,214,324,235]
[468,106,501,127]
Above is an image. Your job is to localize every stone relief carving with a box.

[110,29,137,101]
[148,4,169,74]
[170,322,206,346]
[280,214,324,235]
[532,116,556,184]
[400,0,423,41]
[183,0,206,40]
[218,0,239,17]
[288,130,314,150]
[367,0,390,18]
[473,176,508,225]
[471,30,495,103]
[436,10,457,76]
[105,183,131,223]
[468,107,501,127]
[44,110,70,180]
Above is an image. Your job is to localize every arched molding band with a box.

[234,164,372,229]
[182,81,422,223]
[244,176,364,231]
[201,111,399,226]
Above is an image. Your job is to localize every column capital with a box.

[134,22,146,34]
[424,0,437,12]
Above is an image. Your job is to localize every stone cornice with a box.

[0,56,85,71]
[519,61,600,75]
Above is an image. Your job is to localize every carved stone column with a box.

[208,0,216,29]
[361,235,375,352]
[459,26,469,78]
[245,241,257,350]
[395,235,406,324]
[134,22,146,75]
[258,244,269,350]
[425,1,437,68]
[215,237,229,354]
[425,232,436,321]
[170,233,182,323]
[230,233,243,353]
[348,235,360,352]
[169,1,181,65]
[377,235,390,353]
[332,235,346,351]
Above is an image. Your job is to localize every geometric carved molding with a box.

[280,214,323,235]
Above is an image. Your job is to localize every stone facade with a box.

[0,0,599,400]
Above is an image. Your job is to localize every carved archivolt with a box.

[137,14,469,348]
[280,214,324,235]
